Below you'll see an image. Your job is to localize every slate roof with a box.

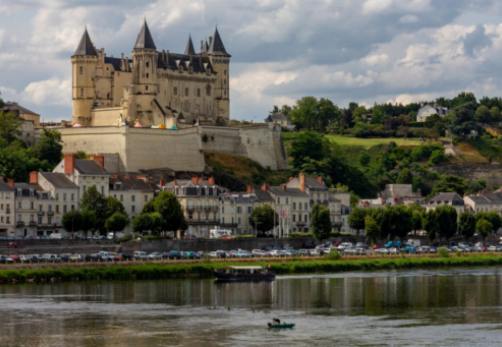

[104,56,132,71]
[428,192,464,205]
[110,175,154,191]
[134,20,156,50]
[3,102,39,116]
[184,35,195,55]
[467,192,502,205]
[286,175,326,190]
[40,172,78,189]
[269,186,309,198]
[254,189,273,202]
[75,160,108,175]
[265,113,289,122]
[209,27,230,57]
[74,29,98,56]
[0,180,13,192]
[157,51,214,73]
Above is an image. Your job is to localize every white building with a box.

[0,179,15,237]
[426,192,465,214]
[416,104,448,122]
[464,192,502,214]
[109,174,155,217]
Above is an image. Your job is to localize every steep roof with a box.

[428,192,464,205]
[40,172,78,189]
[75,159,108,175]
[184,35,195,55]
[110,175,154,191]
[3,102,39,116]
[134,20,156,50]
[0,180,13,192]
[209,27,230,57]
[269,186,309,198]
[73,28,98,56]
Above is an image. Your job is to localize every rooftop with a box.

[75,159,108,175]
[40,172,78,189]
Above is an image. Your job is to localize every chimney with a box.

[316,176,324,186]
[29,171,38,185]
[7,178,14,189]
[159,178,165,186]
[64,153,75,175]
[191,176,198,185]
[91,154,104,169]
[299,172,306,192]
[260,183,269,192]
[282,184,287,191]
[208,176,215,186]
[246,184,254,193]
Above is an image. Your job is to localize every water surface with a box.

[1,267,501,346]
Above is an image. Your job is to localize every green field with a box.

[325,134,427,148]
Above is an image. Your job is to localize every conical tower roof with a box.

[134,20,156,50]
[73,28,97,56]
[184,34,195,55]
[209,27,230,57]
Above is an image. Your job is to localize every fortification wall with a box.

[60,125,287,173]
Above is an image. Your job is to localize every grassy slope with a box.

[1,254,502,284]
[325,134,426,148]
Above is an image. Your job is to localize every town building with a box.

[380,184,422,205]
[219,191,257,235]
[268,185,310,237]
[265,113,295,130]
[1,102,40,145]
[72,21,230,128]
[0,180,15,237]
[416,104,448,122]
[162,177,227,238]
[426,192,465,213]
[109,174,155,217]
[464,192,502,213]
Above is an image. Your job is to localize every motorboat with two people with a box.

[267,318,295,329]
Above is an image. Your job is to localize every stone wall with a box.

[60,124,287,173]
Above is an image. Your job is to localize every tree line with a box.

[349,205,501,243]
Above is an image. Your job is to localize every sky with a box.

[2,0,502,122]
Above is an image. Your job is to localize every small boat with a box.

[267,319,295,329]
[214,266,275,283]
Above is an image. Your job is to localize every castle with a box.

[61,20,287,173]
[72,20,230,127]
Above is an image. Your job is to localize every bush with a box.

[438,246,449,258]
[327,250,342,260]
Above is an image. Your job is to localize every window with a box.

[80,88,84,97]
[71,193,75,201]
[237,206,242,214]
[197,88,201,97]
[173,87,178,95]
[120,194,123,202]
[101,186,104,195]
[145,85,149,91]
[144,195,148,202]
[146,61,149,68]
[56,205,59,213]
[292,214,296,222]
[38,215,42,224]
[39,204,42,212]
[5,217,9,224]
[185,87,189,96]
[206,84,211,96]
[30,202,34,210]
[63,205,67,213]
[132,205,135,213]
[293,202,296,210]
[248,206,252,214]
[146,73,149,78]
[63,193,67,201]
[48,216,52,224]
[79,66,83,75]
[132,195,135,202]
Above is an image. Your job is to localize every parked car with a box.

[133,251,148,260]
[147,252,162,260]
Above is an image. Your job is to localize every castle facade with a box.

[71,21,230,127]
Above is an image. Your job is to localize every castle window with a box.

[206,85,211,96]
[146,61,149,68]
[197,88,201,97]
[146,73,149,78]
[173,87,178,95]
[145,85,149,91]
[224,69,227,76]
[80,88,84,97]
[185,88,189,96]
[79,66,83,75]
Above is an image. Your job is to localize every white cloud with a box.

[362,53,389,66]
[23,78,71,106]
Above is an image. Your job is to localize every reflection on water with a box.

[0,268,502,346]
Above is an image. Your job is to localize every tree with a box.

[476,218,492,241]
[409,205,424,233]
[80,186,108,233]
[0,109,21,145]
[476,212,501,233]
[106,196,126,217]
[80,209,96,239]
[105,212,129,238]
[364,214,380,243]
[474,105,492,123]
[250,204,277,237]
[33,129,62,168]
[310,204,331,240]
[289,131,327,169]
[458,212,476,240]
[151,191,187,233]
[62,210,83,238]
[290,96,319,130]
[348,207,366,234]
[133,213,153,234]
[435,206,458,240]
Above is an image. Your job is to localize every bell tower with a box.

[71,28,98,126]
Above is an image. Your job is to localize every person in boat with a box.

[273,318,281,324]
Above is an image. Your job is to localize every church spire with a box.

[209,27,230,57]
[184,34,195,55]
[134,19,156,50]
[73,28,98,56]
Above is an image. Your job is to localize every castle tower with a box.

[207,27,231,121]
[128,20,158,125]
[71,28,98,126]
[184,34,195,55]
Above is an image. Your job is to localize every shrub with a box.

[438,246,449,258]
[327,250,342,260]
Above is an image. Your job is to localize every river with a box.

[0,267,501,346]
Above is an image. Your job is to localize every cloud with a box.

[1,0,502,121]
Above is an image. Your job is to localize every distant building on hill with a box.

[1,102,40,146]
[416,104,448,122]
[265,113,295,130]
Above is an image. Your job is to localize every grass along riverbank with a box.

[1,254,502,284]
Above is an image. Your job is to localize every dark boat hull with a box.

[214,271,275,283]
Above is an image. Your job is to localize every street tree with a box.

[476,218,493,241]
[250,204,277,237]
[105,212,129,238]
[62,210,82,238]
[349,207,366,235]
[310,204,332,240]
[458,212,476,240]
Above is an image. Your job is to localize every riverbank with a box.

[1,254,502,284]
